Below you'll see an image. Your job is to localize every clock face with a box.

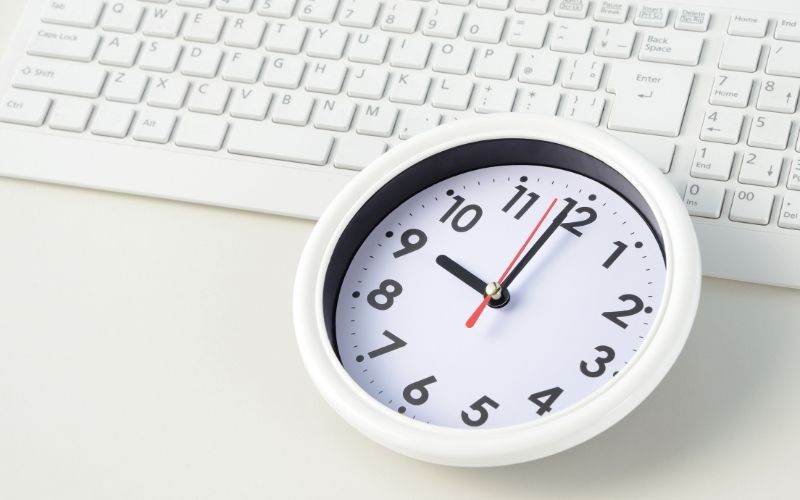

[333,163,666,429]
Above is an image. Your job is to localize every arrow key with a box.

[700,108,743,144]
[756,77,799,113]
[739,150,784,187]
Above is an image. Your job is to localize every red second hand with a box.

[465,197,559,329]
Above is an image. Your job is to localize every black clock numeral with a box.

[580,346,616,378]
[528,387,563,416]
[602,294,644,329]
[367,330,407,359]
[602,241,629,269]
[392,229,428,258]
[403,376,437,406]
[440,195,483,232]
[560,197,598,237]
[461,395,500,427]
[502,185,540,220]
[367,279,403,310]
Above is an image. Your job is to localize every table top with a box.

[1,1,799,498]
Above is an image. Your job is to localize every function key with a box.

[634,4,670,28]
[594,1,629,24]
[554,0,589,19]
[515,0,550,14]
[674,8,710,32]
[728,13,768,37]
[477,0,511,10]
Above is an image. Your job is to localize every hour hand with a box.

[436,255,487,296]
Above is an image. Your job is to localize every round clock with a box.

[293,115,701,467]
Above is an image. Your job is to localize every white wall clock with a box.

[293,115,701,467]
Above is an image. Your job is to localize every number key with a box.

[699,108,743,144]
[709,73,752,108]
[684,180,726,218]
[380,2,422,33]
[421,6,464,38]
[729,188,774,225]
[690,145,734,180]
[738,150,783,187]
[756,78,799,113]
[748,114,791,150]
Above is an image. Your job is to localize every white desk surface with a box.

[1,2,799,499]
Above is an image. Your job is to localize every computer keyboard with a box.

[1,0,800,288]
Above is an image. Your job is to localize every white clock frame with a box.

[293,114,702,467]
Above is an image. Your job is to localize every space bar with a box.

[228,123,334,166]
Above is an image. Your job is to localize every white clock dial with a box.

[334,164,666,429]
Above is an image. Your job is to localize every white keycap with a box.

[464,12,507,43]
[91,103,134,138]
[398,109,441,139]
[28,26,100,63]
[550,22,592,53]
[739,150,783,187]
[561,58,603,91]
[139,40,183,72]
[432,42,474,75]
[333,136,387,170]
[729,188,774,224]
[516,0,550,14]
[305,62,347,94]
[132,109,177,143]
[221,51,265,83]
[709,73,752,108]
[217,0,256,13]
[105,71,149,103]
[634,4,669,28]
[228,121,334,165]
[431,78,474,110]
[42,0,104,28]
[478,0,510,10]
[422,6,464,38]
[356,104,398,137]
[339,0,381,28]
[348,32,389,64]
[389,38,432,69]
[684,181,725,218]
[675,8,710,32]
[348,66,388,99]
[507,15,549,49]
[230,87,272,120]
[561,93,604,126]
[264,57,306,89]
[475,48,517,80]
[690,145,734,181]
[748,114,791,150]
[142,7,186,38]
[389,73,431,104]
[517,52,560,85]
[184,11,226,43]
[513,86,561,116]
[0,90,51,127]
[298,0,340,23]
[775,18,800,42]
[718,37,761,72]
[98,36,142,67]
[12,58,107,98]
[607,66,693,137]
[256,0,298,18]
[188,82,231,114]
[181,46,224,78]
[594,26,636,58]
[102,2,145,33]
[756,78,799,113]
[594,1,628,23]
[778,192,800,229]
[147,76,190,109]
[178,0,213,7]
[766,43,800,78]
[175,114,229,151]
[639,31,703,66]
[788,157,800,189]
[49,98,93,132]
[306,27,349,59]
[380,2,422,34]
[728,13,768,37]
[474,82,517,113]
[223,17,267,48]
[265,23,307,54]
[314,97,356,131]
[271,92,314,125]
[700,109,743,145]
[616,133,675,172]
[554,0,588,19]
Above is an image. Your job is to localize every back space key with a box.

[12,57,107,98]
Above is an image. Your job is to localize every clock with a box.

[293,115,701,467]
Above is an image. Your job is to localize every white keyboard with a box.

[2,0,800,288]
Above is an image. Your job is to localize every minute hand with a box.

[501,199,575,289]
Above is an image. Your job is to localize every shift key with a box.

[12,57,106,98]
[607,67,694,137]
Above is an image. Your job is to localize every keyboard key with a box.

[184,11,226,43]
[766,42,800,77]
[188,83,231,114]
[515,0,550,15]
[729,188,774,225]
[305,62,347,94]
[709,73,752,108]
[334,136,387,170]
[728,13,768,37]
[42,0,104,28]
[49,98,93,132]
[507,15,548,49]
[98,36,142,67]
[474,82,517,113]
[594,26,636,58]
[216,0,256,13]
[616,133,675,172]
[778,192,800,229]
[422,6,464,39]
[607,66,693,137]
[477,0,510,10]
[684,181,725,218]
[142,7,186,39]
[181,46,224,78]
[265,22,307,54]
[700,109,743,144]
[432,42,474,75]
[347,66,388,99]
[398,109,441,139]
[102,3,145,33]
[674,9,710,32]
[91,103,135,138]
[28,26,100,63]
[739,150,783,187]
[221,51,265,83]
[775,18,800,42]
[147,76,190,109]
[264,57,306,89]
[389,73,431,105]
[175,114,229,151]
[554,0,588,19]
[464,12,507,43]
[256,0,297,18]
[748,114,791,150]
[788,157,800,189]
[561,58,603,91]
[306,27,349,59]
[223,17,266,48]
[229,87,272,120]
[228,121,334,165]
[355,104,398,137]
[12,58,107,98]
[380,2,422,34]
[348,32,389,64]
[298,0,340,23]
[132,109,177,144]
[756,78,799,113]
[594,1,628,23]
[474,47,517,80]
[106,71,149,103]
[339,0,380,28]
[314,97,356,131]
[550,22,592,53]
[690,145,734,181]
[139,40,183,72]
[513,86,561,116]
[562,93,604,126]
[639,31,704,66]
[0,90,51,127]
[431,78,474,110]
[517,52,560,85]
[634,4,669,28]
[271,92,314,125]
[389,38,431,69]
[718,37,761,72]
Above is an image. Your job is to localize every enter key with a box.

[607,66,694,137]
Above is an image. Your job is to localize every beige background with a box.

[1,1,799,499]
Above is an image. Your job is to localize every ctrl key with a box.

[778,193,800,229]
[729,187,774,225]
[0,90,51,126]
